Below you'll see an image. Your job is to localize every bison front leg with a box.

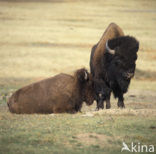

[95,100,104,111]
[106,94,111,109]
[117,93,125,108]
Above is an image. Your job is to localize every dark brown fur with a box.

[7,68,95,114]
[92,22,124,75]
[90,23,124,109]
[90,23,139,109]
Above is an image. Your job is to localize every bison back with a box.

[7,74,74,114]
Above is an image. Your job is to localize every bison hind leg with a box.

[106,98,111,109]
[118,100,125,108]
[117,94,125,108]
[105,92,111,109]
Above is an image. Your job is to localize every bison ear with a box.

[105,40,115,54]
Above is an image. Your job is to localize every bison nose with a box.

[123,72,134,79]
[127,72,134,78]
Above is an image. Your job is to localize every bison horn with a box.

[84,71,88,80]
[106,40,115,55]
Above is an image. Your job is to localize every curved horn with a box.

[84,71,88,80]
[106,40,115,55]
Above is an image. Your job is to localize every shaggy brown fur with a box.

[92,22,124,71]
[7,68,95,114]
[90,23,139,109]
[90,23,124,109]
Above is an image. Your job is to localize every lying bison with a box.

[7,68,95,114]
[90,23,139,109]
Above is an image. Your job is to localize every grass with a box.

[0,0,156,153]
[0,109,156,154]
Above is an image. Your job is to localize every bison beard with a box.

[90,35,139,109]
[7,68,95,114]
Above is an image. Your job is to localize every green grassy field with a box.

[0,0,156,153]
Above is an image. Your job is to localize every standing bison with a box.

[7,68,95,114]
[90,23,139,109]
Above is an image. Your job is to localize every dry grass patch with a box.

[76,133,113,147]
[83,109,156,117]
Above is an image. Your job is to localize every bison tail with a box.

[75,68,89,83]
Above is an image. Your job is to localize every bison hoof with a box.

[95,107,99,111]
[118,106,125,109]
[106,105,111,109]
[118,104,125,109]
[118,101,125,108]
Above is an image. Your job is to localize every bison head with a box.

[106,36,139,79]
[106,36,139,61]
[105,36,139,93]
[75,68,95,106]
